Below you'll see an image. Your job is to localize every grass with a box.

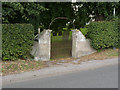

[105,49,119,56]
[51,35,72,42]
[51,36,62,42]
[51,31,72,42]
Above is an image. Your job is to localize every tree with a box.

[73,2,91,28]
[2,2,46,23]
[2,2,120,32]
[81,2,119,21]
[2,2,47,34]
[2,2,75,33]
[73,2,120,29]
[39,2,75,31]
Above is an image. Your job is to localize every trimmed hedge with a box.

[2,24,34,61]
[87,20,118,50]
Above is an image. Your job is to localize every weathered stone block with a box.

[31,29,52,61]
[72,29,96,58]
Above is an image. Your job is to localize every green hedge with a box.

[2,24,34,61]
[87,20,118,50]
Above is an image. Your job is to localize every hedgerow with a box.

[87,19,118,50]
[2,24,34,61]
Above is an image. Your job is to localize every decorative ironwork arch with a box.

[49,17,75,29]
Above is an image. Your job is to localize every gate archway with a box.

[49,17,75,59]
[49,17,75,30]
[31,17,96,61]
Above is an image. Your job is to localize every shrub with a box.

[119,17,120,48]
[87,20,118,50]
[2,24,34,61]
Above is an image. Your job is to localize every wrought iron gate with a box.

[51,30,72,59]
[49,17,75,60]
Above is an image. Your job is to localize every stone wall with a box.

[72,29,96,58]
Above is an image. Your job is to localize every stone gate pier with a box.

[31,29,96,61]
[31,29,52,61]
[72,29,96,58]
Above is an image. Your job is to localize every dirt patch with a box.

[76,48,119,64]
[2,60,47,76]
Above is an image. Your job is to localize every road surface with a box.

[3,63,118,88]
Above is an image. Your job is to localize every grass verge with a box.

[76,48,119,64]
[2,60,46,76]
[2,48,119,76]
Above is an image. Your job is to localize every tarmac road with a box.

[3,62,118,88]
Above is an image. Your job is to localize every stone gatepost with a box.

[72,29,96,58]
[31,29,52,61]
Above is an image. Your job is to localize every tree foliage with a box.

[85,2,119,21]
[2,2,46,23]
[2,2,47,34]
[2,2,120,32]
[39,2,75,31]
[73,2,120,28]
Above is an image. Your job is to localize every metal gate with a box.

[49,17,75,60]
[51,30,72,59]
